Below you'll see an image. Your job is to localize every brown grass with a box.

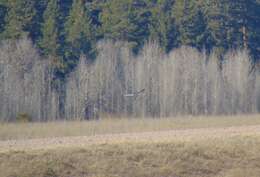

[0,114,260,140]
[1,115,260,177]
[1,135,260,177]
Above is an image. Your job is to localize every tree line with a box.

[0,0,260,121]
[0,0,260,78]
[0,38,260,121]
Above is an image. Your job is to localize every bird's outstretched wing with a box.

[124,89,145,99]
[124,93,135,97]
[136,89,145,94]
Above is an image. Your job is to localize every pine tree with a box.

[29,0,48,42]
[204,0,260,58]
[203,0,230,52]
[0,3,6,34]
[172,0,209,50]
[225,0,260,52]
[243,0,260,59]
[39,0,59,57]
[64,0,95,60]
[100,0,151,53]
[149,0,177,52]
[227,0,247,49]
[1,0,35,39]
[38,0,68,78]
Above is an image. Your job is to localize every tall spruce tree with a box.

[202,0,230,53]
[172,0,209,50]
[244,0,260,59]
[64,0,95,61]
[29,0,48,42]
[39,0,59,57]
[1,0,35,39]
[227,0,259,49]
[38,0,67,78]
[150,0,177,52]
[100,0,151,53]
[203,0,260,58]
[227,0,248,49]
[0,0,259,65]
[0,2,6,34]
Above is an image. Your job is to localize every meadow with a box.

[0,114,260,140]
[1,115,260,177]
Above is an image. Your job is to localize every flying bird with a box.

[124,89,145,100]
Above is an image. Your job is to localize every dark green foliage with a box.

[244,0,260,59]
[100,0,152,53]
[226,0,260,55]
[202,0,260,57]
[1,0,36,39]
[202,0,230,54]
[0,4,6,34]
[149,0,178,52]
[29,0,48,42]
[172,0,210,50]
[38,0,59,57]
[64,0,96,62]
[37,0,69,80]
[0,0,260,75]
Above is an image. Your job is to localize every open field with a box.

[1,115,260,177]
[0,114,260,140]
[1,128,260,177]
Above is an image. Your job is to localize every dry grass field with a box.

[0,115,260,177]
[0,114,260,140]
[1,133,260,177]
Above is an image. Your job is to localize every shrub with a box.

[16,113,32,123]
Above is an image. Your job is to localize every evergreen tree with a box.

[243,0,260,59]
[203,0,230,53]
[39,0,59,57]
[29,0,48,42]
[38,0,67,78]
[0,0,259,65]
[172,0,210,50]
[100,0,151,53]
[64,0,96,61]
[227,0,247,49]
[227,0,260,51]
[150,0,178,52]
[1,0,35,39]
[203,0,260,58]
[0,3,6,34]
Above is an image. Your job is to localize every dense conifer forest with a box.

[0,0,260,71]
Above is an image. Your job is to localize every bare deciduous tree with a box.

[1,39,259,121]
[0,37,58,121]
